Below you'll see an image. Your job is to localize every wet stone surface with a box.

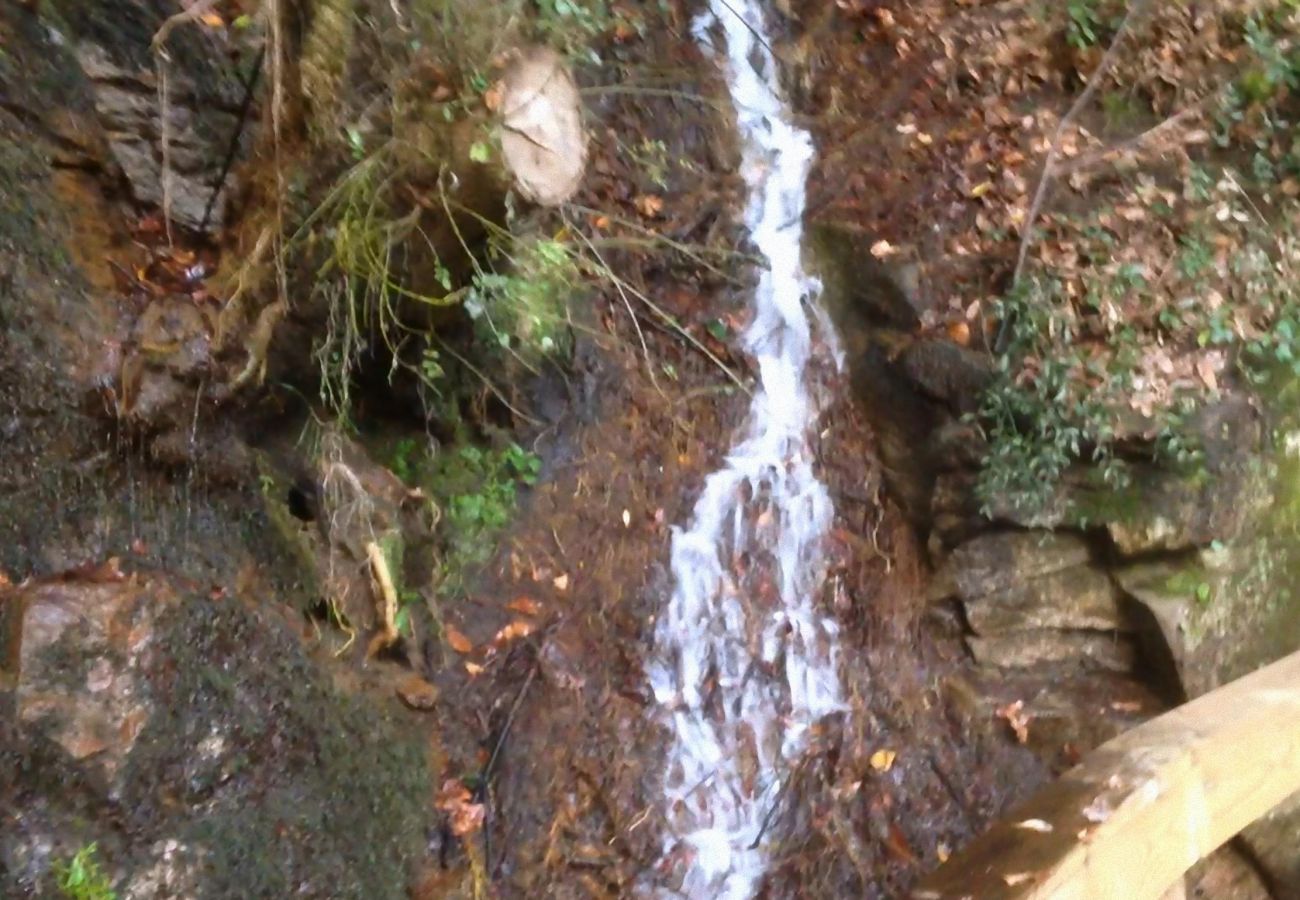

[1,572,431,899]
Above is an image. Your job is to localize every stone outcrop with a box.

[937,531,1135,672]
[1,572,431,898]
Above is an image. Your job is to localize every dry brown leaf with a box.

[634,194,664,218]
[396,674,439,711]
[995,699,1031,744]
[508,596,543,616]
[436,779,486,837]
[493,619,534,645]
[445,624,474,654]
[483,81,505,112]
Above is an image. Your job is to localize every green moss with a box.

[120,596,430,899]
[254,453,325,611]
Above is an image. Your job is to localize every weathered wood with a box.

[913,649,1300,899]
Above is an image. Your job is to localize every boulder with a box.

[1184,846,1273,900]
[807,223,929,329]
[898,338,993,415]
[1240,793,1300,900]
[1,572,431,898]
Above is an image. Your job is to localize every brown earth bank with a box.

[3,0,1300,898]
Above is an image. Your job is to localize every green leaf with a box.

[469,141,492,164]
[705,319,728,341]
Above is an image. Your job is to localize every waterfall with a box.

[647,0,847,895]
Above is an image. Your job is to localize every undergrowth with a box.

[388,436,541,598]
[977,2,1300,516]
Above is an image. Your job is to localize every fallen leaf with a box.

[936,842,950,863]
[871,239,898,258]
[995,700,1031,744]
[634,194,664,218]
[493,619,535,645]
[464,661,485,677]
[508,596,543,616]
[199,11,224,27]
[483,81,505,112]
[869,749,897,772]
[436,779,486,837]
[445,624,474,654]
[1003,872,1033,886]
[622,509,631,527]
[396,674,439,711]
[552,573,570,592]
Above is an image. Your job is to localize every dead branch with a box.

[1013,0,1149,286]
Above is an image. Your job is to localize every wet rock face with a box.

[938,531,1136,673]
[56,0,249,234]
[1,573,431,898]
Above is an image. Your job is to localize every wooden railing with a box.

[912,650,1300,899]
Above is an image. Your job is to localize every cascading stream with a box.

[647,0,847,896]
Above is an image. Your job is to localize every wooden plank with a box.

[913,649,1300,899]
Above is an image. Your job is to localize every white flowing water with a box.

[647,1,846,896]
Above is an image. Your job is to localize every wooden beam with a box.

[913,649,1300,899]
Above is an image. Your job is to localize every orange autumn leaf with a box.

[435,778,486,837]
[445,624,474,654]
[634,194,664,218]
[492,619,534,646]
[199,11,224,26]
[996,700,1031,744]
[507,596,543,616]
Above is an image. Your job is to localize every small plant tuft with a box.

[54,843,116,900]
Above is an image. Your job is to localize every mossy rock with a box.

[4,576,432,898]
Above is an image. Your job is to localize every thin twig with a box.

[478,660,539,874]
[1013,0,1148,286]
[566,212,663,398]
